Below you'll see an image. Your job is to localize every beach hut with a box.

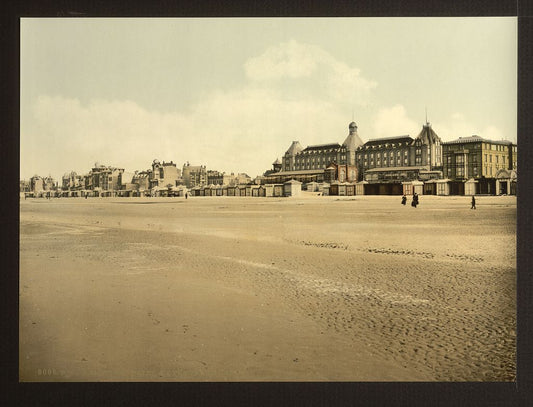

[435,179,450,196]
[338,182,347,196]
[412,180,424,195]
[321,182,330,196]
[222,186,229,196]
[345,183,355,196]
[238,185,247,196]
[257,185,266,197]
[190,186,200,196]
[283,179,302,197]
[227,185,236,196]
[329,181,340,196]
[306,181,320,192]
[264,184,274,197]
[464,178,478,196]
[402,180,424,196]
[216,185,223,196]
[273,184,284,197]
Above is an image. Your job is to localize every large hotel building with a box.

[264,120,517,196]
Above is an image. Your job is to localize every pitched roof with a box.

[362,136,414,148]
[302,143,341,152]
[285,141,304,155]
[415,123,441,144]
[442,135,514,146]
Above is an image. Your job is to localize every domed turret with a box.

[342,121,364,151]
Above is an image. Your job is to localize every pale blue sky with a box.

[21,17,517,180]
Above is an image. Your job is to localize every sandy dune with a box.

[19,194,516,381]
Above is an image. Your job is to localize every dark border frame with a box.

[3,1,531,406]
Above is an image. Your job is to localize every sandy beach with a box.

[19,194,516,381]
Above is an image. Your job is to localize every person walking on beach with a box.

[411,192,419,208]
[185,192,188,200]
[401,195,407,205]
[471,195,476,209]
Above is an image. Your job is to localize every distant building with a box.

[207,170,234,186]
[442,135,517,195]
[62,171,83,191]
[182,162,207,188]
[149,159,181,189]
[119,171,138,193]
[265,122,363,184]
[88,163,124,193]
[29,175,44,194]
[234,172,252,185]
[42,175,56,191]
[355,122,443,184]
[20,180,31,193]
[131,170,151,191]
[282,121,363,172]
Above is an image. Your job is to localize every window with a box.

[489,155,492,163]
[457,167,464,177]
[404,157,408,165]
[496,156,499,163]
[404,151,408,157]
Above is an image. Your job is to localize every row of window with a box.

[295,155,343,165]
[363,157,409,166]
[446,154,507,165]
[446,164,511,178]
[360,150,408,160]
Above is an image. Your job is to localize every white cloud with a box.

[21,92,348,181]
[245,40,321,80]
[21,40,378,181]
[372,105,420,138]
[432,114,506,142]
[244,40,377,103]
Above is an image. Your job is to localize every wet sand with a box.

[19,194,516,381]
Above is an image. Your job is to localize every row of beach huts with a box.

[23,178,484,199]
[188,178,480,197]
